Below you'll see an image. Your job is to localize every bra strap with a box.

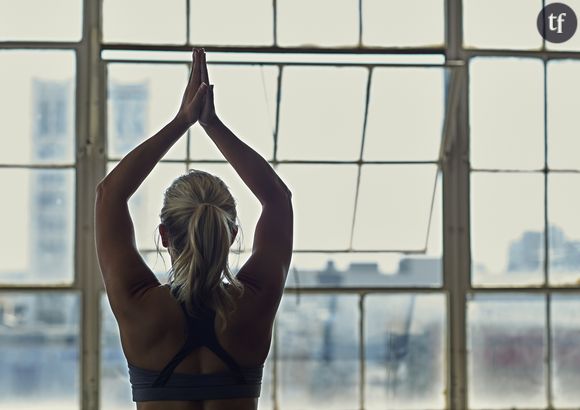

[151,331,200,387]
[204,333,247,384]
[151,301,248,387]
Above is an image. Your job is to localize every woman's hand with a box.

[198,49,218,128]
[176,48,209,127]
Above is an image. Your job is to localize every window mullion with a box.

[543,52,553,410]
[445,0,469,409]
[77,0,105,409]
[445,73,470,410]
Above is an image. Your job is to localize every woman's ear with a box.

[159,223,169,248]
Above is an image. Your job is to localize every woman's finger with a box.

[191,82,209,109]
[185,49,199,97]
[187,49,195,86]
[199,83,212,122]
[191,48,201,89]
[200,49,210,85]
[208,84,214,107]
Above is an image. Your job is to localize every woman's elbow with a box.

[275,176,292,200]
[95,181,110,202]
[94,181,120,205]
[280,185,292,202]
[276,183,292,209]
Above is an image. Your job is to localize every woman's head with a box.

[158,169,243,329]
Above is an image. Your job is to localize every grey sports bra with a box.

[127,293,263,402]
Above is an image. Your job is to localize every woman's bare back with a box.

[120,284,273,410]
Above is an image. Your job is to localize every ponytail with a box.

[159,170,244,331]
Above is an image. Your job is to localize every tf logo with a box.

[537,3,578,43]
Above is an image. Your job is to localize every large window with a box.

[1,1,579,409]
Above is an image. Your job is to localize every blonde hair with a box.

[159,169,243,331]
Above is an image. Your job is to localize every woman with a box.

[95,48,293,409]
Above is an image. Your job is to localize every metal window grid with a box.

[0,0,580,409]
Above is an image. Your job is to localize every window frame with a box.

[1,0,579,409]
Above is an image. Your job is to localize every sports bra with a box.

[127,288,264,402]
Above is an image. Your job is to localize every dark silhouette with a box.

[95,47,293,410]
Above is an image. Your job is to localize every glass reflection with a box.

[0,293,79,410]
[277,294,359,409]
[468,294,546,409]
[365,294,446,409]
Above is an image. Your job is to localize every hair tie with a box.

[198,202,219,211]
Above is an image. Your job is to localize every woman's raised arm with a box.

[198,49,293,299]
[94,49,208,316]
[96,49,207,200]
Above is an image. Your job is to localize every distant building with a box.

[398,257,441,277]
[548,225,580,272]
[30,79,74,283]
[27,79,151,280]
[108,82,148,156]
[285,257,441,288]
[507,225,580,274]
[507,230,543,273]
[0,78,149,403]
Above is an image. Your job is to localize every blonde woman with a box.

[95,48,293,409]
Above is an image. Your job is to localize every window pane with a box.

[552,295,580,408]
[363,67,445,161]
[189,65,277,161]
[141,250,171,283]
[0,50,75,165]
[470,58,544,170]
[353,165,438,250]
[277,67,366,161]
[471,173,544,286]
[277,0,358,47]
[467,294,546,409]
[287,252,441,288]
[103,0,186,44]
[108,64,189,161]
[365,294,446,409]
[277,165,358,250]
[548,174,580,285]
[107,162,186,250]
[287,173,442,287]
[190,0,273,46]
[0,0,82,41]
[0,292,79,409]
[547,60,580,170]
[362,0,444,47]
[463,0,543,50]
[277,294,359,408]
[0,169,75,285]
[230,252,252,273]
[546,0,580,51]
